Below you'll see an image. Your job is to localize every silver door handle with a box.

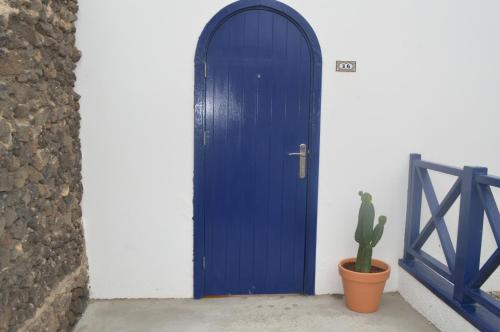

[288,144,307,179]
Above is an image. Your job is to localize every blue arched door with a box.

[194,1,322,297]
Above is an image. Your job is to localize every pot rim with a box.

[338,257,391,283]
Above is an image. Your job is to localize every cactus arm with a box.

[370,216,387,248]
[354,193,363,243]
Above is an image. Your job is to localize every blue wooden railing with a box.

[400,154,500,332]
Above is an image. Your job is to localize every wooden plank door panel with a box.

[204,9,311,295]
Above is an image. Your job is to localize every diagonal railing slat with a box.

[477,184,500,246]
[470,248,500,288]
[412,177,461,251]
[416,167,456,272]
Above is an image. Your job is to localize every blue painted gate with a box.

[197,3,320,296]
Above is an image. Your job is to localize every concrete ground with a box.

[74,293,437,332]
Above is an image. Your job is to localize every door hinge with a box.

[204,63,207,78]
[202,256,206,270]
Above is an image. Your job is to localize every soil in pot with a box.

[342,262,385,273]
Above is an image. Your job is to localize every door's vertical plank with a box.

[235,12,251,294]
[228,13,246,295]
[253,9,274,292]
[265,13,287,292]
[220,28,232,291]
[279,21,302,292]
[205,23,231,293]
[238,11,259,293]
[289,29,303,290]
[203,29,219,293]
[210,63,228,293]
[203,53,216,294]
[235,63,248,293]
[293,40,310,288]
[225,14,245,294]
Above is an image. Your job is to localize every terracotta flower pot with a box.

[338,257,390,313]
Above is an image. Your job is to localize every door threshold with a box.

[203,293,303,299]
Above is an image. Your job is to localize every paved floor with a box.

[74,293,437,332]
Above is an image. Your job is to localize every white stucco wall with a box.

[76,0,500,299]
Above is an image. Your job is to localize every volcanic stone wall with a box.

[0,0,88,331]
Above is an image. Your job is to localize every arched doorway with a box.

[193,0,322,298]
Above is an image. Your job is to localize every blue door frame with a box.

[193,0,322,299]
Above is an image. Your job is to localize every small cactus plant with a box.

[354,191,387,273]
